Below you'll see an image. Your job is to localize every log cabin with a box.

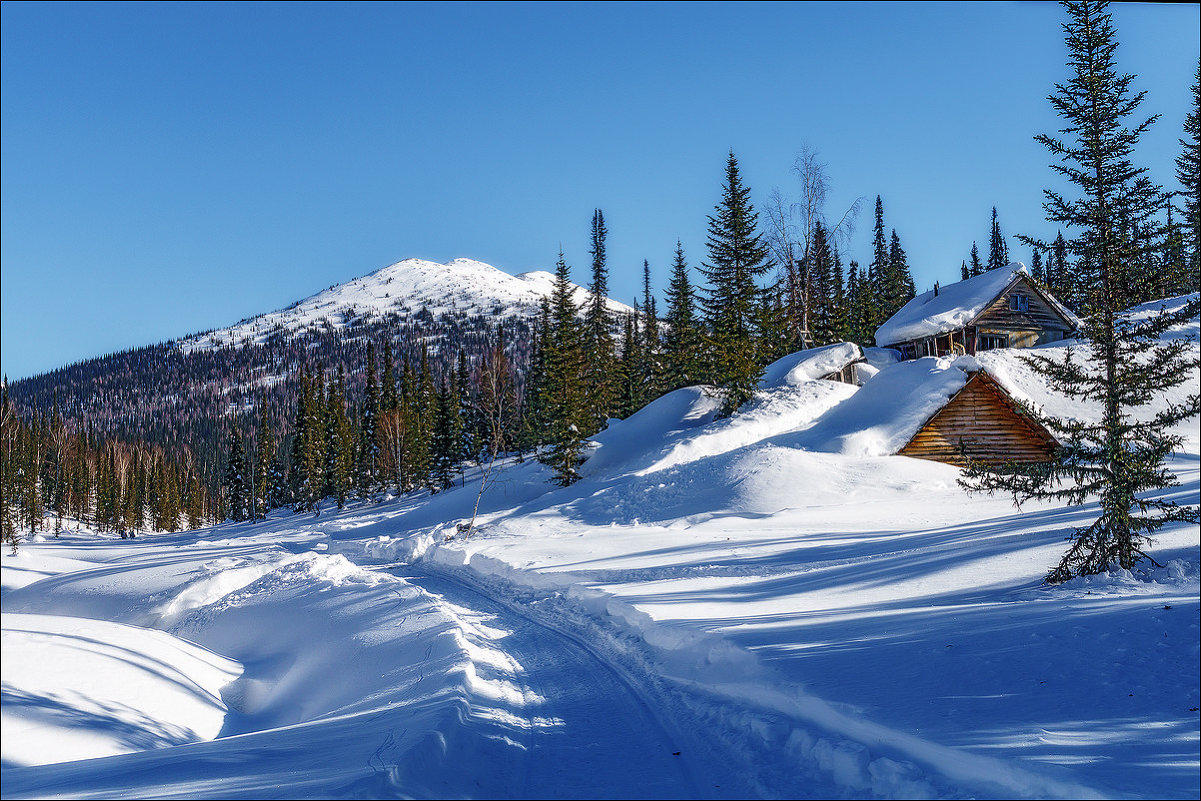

[875,263,1080,360]
[897,369,1060,467]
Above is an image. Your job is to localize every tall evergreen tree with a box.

[638,259,663,403]
[358,343,380,497]
[700,152,775,415]
[868,196,890,326]
[662,241,704,391]
[583,209,617,434]
[1177,60,1200,283]
[887,229,916,309]
[964,0,1200,582]
[969,241,983,277]
[987,206,1010,270]
[539,251,589,485]
[223,425,248,522]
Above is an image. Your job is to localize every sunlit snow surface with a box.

[3,299,1198,799]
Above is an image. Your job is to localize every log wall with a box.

[898,373,1058,466]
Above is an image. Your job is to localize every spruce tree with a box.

[538,251,589,484]
[963,0,1200,582]
[662,241,704,391]
[358,343,380,497]
[700,152,774,415]
[887,229,916,309]
[253,404,275,519]
[615,311,642,418]
[987,206,1010,270]
[969,241,983,277]
[223,425,248,522]
[430,377,458,491]
[1177,61,1200,283]
[638,259,663,404]
[868,196,890,326]
[583,209,617,434]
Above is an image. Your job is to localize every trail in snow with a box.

[397,567,752,799]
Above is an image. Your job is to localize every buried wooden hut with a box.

[897,369,1060,467]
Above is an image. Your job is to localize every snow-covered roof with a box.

[797,355,982,457]
[874,263,1080,347]
[760,343,863,388]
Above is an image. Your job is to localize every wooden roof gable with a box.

[898,370,1060,467]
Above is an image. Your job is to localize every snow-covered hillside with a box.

[4,299,1198,799]
[180,258,635,352]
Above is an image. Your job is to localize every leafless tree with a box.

[766,144,864,344]
[456,338,517,539]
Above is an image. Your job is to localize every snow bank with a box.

[2,612,241,766]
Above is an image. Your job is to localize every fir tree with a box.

[700,152,774,415]
[868,196,890,326]
[223,425,248,522]
[638,259,663,403]
[969,241,983,277]
[539,251,589,485]
[358,343,380,497]
[253,404,277,519]
[887,229,916,309]
[987,206,1010,270]
[963,0,1200,582]
[662,241,704,391]
[1177,60,1200,283]
[583,209,617,434]
[430,377,458,491]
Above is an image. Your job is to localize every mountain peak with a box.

[180,257,632,352]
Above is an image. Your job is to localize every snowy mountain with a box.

[181,257,634,352]
[4,297,1197,799]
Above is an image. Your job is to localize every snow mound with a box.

[2,612,241,766]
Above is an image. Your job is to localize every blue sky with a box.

[2,1,1197,380]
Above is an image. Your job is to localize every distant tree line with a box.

[2,382,214,549]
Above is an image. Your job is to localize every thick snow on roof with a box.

[875,263,1079,346]
[796,356,978,457]
[760,343,863,388]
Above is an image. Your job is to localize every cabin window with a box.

[1009,293,1030,313]
[979,333,1008,350]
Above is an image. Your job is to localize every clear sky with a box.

[2,1,1197,380]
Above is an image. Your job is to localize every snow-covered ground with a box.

[4,316,1198,799]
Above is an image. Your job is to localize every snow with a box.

[875,263,1084,346]
[795,355,973,456]
[4,306,1198,799]
[180,258,634,352]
